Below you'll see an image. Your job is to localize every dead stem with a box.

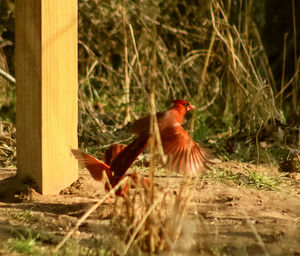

[53,176,128,253]
[242,210,270,256]
[280,33,289,110]
[123,197,161,255]
[123,0,131,125]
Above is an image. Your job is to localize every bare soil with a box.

[0,162,300,255]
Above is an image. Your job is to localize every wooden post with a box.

[15,0,78,194]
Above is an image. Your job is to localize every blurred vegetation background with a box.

[0,0,299,167]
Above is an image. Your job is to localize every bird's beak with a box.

[187,104,195,112]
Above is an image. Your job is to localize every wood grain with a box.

[16,0,78,194]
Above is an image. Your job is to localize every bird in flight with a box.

[72,99,213,196]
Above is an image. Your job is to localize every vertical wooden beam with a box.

[15,0,78,194]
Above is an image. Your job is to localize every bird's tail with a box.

[71,149,112,181]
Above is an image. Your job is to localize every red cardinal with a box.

[72,99,212,195]
[109,100,212,179]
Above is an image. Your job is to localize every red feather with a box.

[71,149,111,181]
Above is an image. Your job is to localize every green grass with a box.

[213,140,296,167]
[205,166,289,191]
[6,231,41,255]
[246,170,281,190]
[2,230,109,256]
[13,210,40,224]
[53,241,108,256]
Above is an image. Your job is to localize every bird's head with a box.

[172,100,195,112]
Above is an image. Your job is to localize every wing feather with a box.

[110,135,149,177]
[167,145,181,170]
[176,147,186,172]
[159,125,213,175]
[104,144,127,165]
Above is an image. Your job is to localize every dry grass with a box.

[111,177,198,254]
[76,0,292,150]
[0,121,16,167]
[0,0,298,150]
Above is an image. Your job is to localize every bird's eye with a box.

[183,103,189,107]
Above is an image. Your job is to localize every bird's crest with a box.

[172,99,190,105]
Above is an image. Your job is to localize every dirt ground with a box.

[0,161,300,256]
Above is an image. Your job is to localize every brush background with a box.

[0,0,299,160]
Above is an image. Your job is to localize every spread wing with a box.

[110,135,149,177]
[104,144,127,165]
[71,149,111,181]
[160,125,213,175]
[132,112,164,135]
